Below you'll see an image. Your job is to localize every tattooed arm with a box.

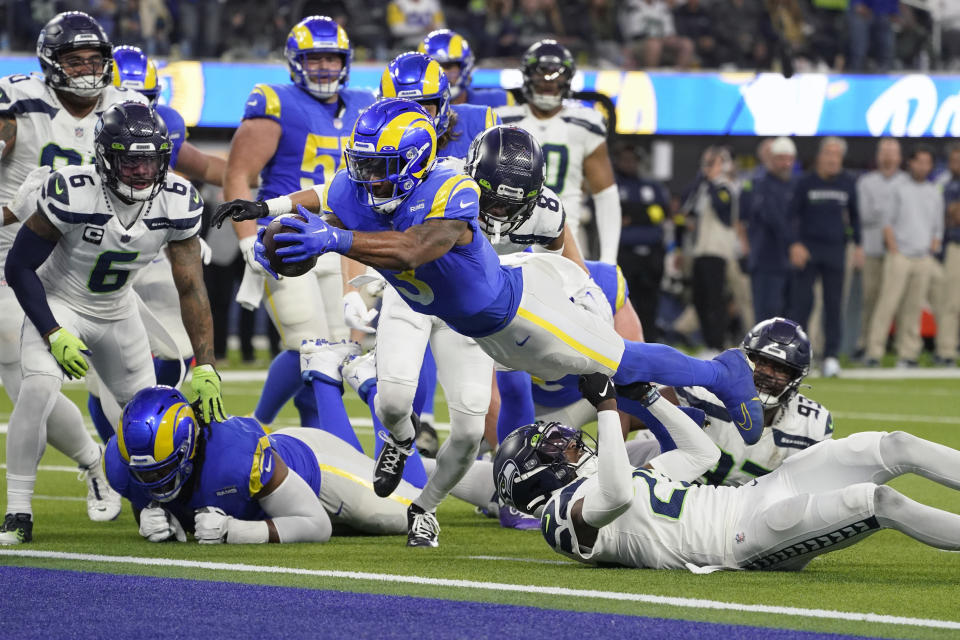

[167,235,216,366]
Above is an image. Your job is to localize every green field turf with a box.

[1,375,959,639]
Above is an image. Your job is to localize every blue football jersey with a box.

[104,416,323,528]
[324,165,523,336]
[530,261,629,408]
[155,104,185,170]
[439,103,500,160]
[465,87,515,108]
[243,83,375,199]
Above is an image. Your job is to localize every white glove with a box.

[139,503,187,542]
[194,506,232,544]
[343,291,377,334]
[10,166,51,221]
[198,237,213,266]
[238,234,266,276]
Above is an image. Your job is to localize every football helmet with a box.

[36,11,113,98]
[494,421,597,515]
[418,29,475,101]
[285,15,352,100]
[118,386,199,503]
[521,39,575,112]
[465,125,545,238]
[741,317,811,410]
[111,45,160,106]
[95,101,172,202]
[345,98,437,214]
[379,52,451,137]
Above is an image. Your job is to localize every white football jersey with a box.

[541,468,740,569]
[486,186,565,255]
[676,387,834,486]
[0,72,145,268]
[36,165,203,320]
[496,103,606,231]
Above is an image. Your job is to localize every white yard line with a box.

[0,549,957,631]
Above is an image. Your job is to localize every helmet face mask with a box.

[521,40,575,112]
[494,421,597,515]
[419,29,475,101]
[285,16,352,100]
[118,386,200,503]
[95,102,172,202]
[37,12,113,98]
[741,317,811,411]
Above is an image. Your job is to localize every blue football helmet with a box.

[345,98,437,214]
[95,101,171,202]
[465,125,546,237]
[36,11,113,98]
[494,421,597,515]
[418,29,475,101]
[118,386,199,503]
[379,52,451,137]
[285,15,352,100]
[521,39,575,112]
[111,45,160,106]
[741,317,811,410]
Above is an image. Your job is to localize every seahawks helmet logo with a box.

[497,459,520,506]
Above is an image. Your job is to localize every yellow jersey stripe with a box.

[516,307,619,371]
[254,84,281,119]
[615,266,626,311]
[318,464,413,506]
[426,176,479,219]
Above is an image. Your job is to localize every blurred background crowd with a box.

[2,0,959,72]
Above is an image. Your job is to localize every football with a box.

[262,213,318,278]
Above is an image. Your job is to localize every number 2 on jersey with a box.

[300,134,348,190]
[88,251,139,294]
[633,468,688,519]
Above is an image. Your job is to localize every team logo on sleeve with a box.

[82,226,104,245]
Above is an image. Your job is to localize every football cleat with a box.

[81,451,121,521]
[415,420,439,459]
[300,339,361,386]
[341,349,377,401]
[0,513,33,545]
[373,430,415,498]
[498,500,540,530]
[406,503,440,547]
[704,349,765,445]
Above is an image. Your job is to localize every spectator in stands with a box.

[498,0,567,57]
[854,138,903,359]
[848,0,899,72]
[743,136,797,323]
[710,0,766,69]
[935,143,960,366]
[684,146,739,355]
[387,0,445,51]
[786,136,862,378]
[615,145,669,342]
[805,0,848,71]
[584,0,625,68]
[865,145,942,367]
[620,0,694,69]
[673,0,717,68]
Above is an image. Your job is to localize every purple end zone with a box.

[1,566,879,640]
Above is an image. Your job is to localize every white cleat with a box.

[822,357,841,378]
[299,339,361,385]
[341,349,377,399]
[81,449,121,522]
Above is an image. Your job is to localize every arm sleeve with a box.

[646,393,721,482]
[580,409,635,529]
[593,183,622,264]
[255,470,333,543]
[4,223,58,336]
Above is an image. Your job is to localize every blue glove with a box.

[274,205,354,262]
[252,227,280,280]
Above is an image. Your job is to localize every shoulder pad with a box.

[0,75,57,117]
[244,83,283,120]
[40,168,110,226]
[540,478,587,556]
[559,106,606,137]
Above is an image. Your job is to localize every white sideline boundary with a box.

[0,549,958,631]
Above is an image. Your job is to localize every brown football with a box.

[262,213,318,277]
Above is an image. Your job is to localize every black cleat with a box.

[373,431,414,498]
[0,513,33,545]
[406,503,440,547]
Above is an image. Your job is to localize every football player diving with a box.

[496,373,960,570]
[214,97,764,547]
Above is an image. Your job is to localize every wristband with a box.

[265,195,293,216]
[224,519,270,544]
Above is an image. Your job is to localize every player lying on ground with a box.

[106,385,492,544]
[495,373,960,570]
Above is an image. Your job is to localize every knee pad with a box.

[374,380,417,426]
[763,494,811,532]
[446,382,491,417]
[832,431,886,467]
[447,411,486,445]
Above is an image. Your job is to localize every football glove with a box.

[198,237,213,266]
[273,205,354,261]
[213,199,268,228]
[47,328,91,379]
[194,506,231,544]
[10,165,50,221]
[343,291,377,334]
[615,381,660,407]
[251,226,280,280]
[578,372,616,408]
[190,364,226,423]
[139,502,186,542]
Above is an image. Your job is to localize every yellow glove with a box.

[47,328,90,379]
[190,364,226,423]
